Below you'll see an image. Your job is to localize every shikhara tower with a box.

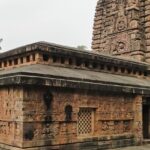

[92,0,150,62]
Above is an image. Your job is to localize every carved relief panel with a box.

[98,96,134,135]
[116,15,127,32]
[109,33,130,54]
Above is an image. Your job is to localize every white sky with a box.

[0,0,97,51]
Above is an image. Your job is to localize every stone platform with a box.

[110,144,150,150]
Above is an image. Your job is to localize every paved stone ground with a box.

[110,144,150,150]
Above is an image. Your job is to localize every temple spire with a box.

[92,0,147,61]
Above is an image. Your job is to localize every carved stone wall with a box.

[0,86,143,149]
[145,1,150,62]
[21,86,143,149]
[0,86,23,147]
[92,0,146,61]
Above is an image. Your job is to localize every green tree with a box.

[0,39,3,50]
[77,45,87,50]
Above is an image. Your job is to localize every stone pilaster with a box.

[133,95,143,145]
[145,0,150,62]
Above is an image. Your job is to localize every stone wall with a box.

[0,86,143,149]
[0,86,23,148]
[21,86,143,149]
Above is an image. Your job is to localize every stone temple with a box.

[1,0,150,150]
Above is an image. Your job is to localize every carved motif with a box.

[128,0,138,7]
[24,129,34,140]
[33,124,59,140]
[43,91,53,111]
[44,115,52,124]
[65,105,73,122]
[42,124,51,138]
[116,16,127,31]
[112,0,117,11]
[100,120,132,135]
[24,124,35,141]
[15,123,22,139]
[123,121,131,132]
[110,33,130,54]
[129,20,138,29]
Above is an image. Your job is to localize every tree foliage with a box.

[77,45,87,50]
[0,39,3,50]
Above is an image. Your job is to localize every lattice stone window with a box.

[78,108,94,136]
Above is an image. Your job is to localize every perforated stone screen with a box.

[78,108,94,136]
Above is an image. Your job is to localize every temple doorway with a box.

[143,98,150,139]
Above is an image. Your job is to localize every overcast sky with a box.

[0,0,97,51]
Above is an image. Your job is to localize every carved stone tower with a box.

[92,0,150,62]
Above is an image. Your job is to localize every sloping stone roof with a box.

[0,64,150,94]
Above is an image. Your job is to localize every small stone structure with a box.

[0,0,150,150]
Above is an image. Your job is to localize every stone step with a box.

[143,139,150,145]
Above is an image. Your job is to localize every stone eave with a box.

[0,73,150,95]
[0,42,149,70]
[37,42,149,70]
